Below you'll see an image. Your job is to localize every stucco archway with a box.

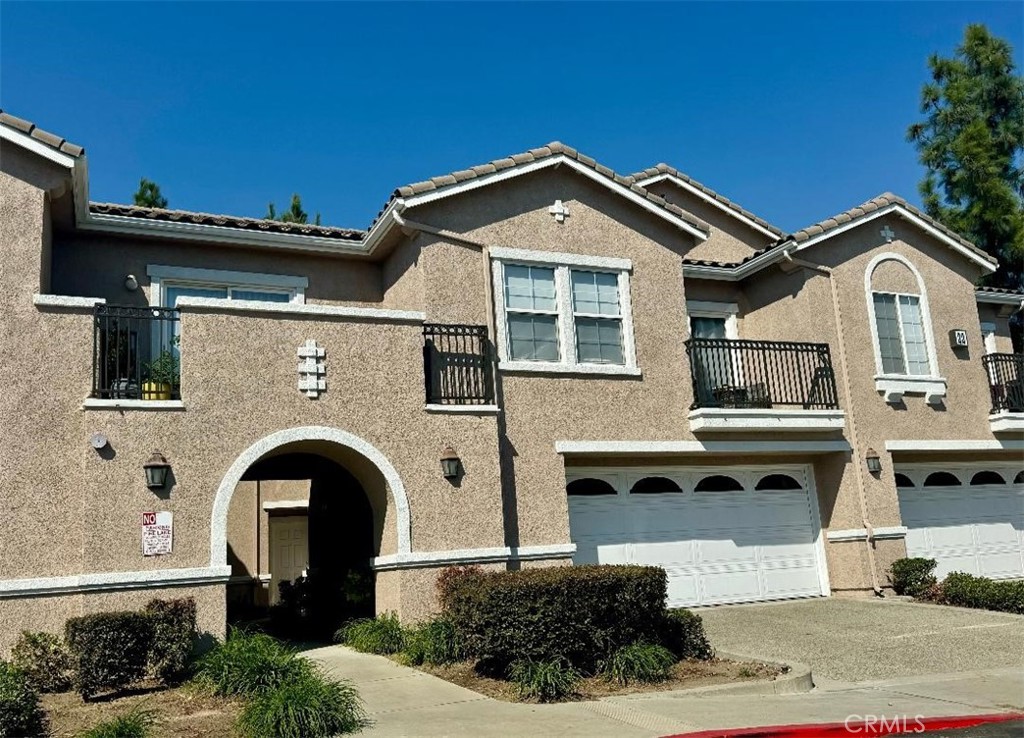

[210,426,411,567]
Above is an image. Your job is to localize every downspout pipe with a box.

[782,250,884,597]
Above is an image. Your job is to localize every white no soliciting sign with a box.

[142,511,173,556]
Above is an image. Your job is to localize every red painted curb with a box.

[663,712,1024,738]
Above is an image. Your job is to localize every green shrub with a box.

[65,612,152,700]
[334,612,406,655]
[10,631,73,693]
[889,558,938,597]
[237,668,366,738]
[144,598,197,685]
[659,608,714,661]
[940,572,1024,614]
[602,643,676,685]
[78,706,156,738]
[0,661,49,738]
[401,617,465,666]
[507,659,580,702]
[440,565,668,672]
[193,631,310,698]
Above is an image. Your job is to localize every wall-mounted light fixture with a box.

[440,445,461,480]
[864,448,882,474]
[144,451,171,489]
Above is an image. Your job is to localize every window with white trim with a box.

[871,292,931,376]
[491,248,637,373]
[148,264,308,309]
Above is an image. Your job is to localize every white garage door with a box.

[567,465,827,607]
[897,464,1024,580]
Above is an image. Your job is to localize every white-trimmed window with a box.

[491,247,638,375]
[871,292,931,376]
[147,265,308,308]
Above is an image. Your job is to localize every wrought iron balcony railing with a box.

[685,338,839,410]
[423,323,496,406]
[92,304,181,401]
[983,352,1024,413]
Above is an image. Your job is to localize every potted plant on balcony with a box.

[143,336,180,401]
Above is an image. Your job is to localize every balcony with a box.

[90,304,181,406]
[983,352,1023,433]
[423,323,498,411]
[684,338,844,432]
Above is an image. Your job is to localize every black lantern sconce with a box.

[144,451,171,489]
[864,448,882,475]
[440,445,461,480]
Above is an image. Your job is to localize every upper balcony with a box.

[422,323,498,411]
[983,352,1023,434]
[684,338,845,432]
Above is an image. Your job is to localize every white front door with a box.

[269,515,309,603]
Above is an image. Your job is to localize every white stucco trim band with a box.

[369,544,577,571]
[82,399,186,411]
[176,296,425,323]
[33,294,105,309]
[885,439,1024,452]
[555,439,851,455]
[261,500,310,511]
[989,411,1024,435]
[688,408,846,432]
[0,566,232,599]
[499,361,642,377]
[826,526,908,543]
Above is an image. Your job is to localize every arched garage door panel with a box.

[567,466,826,607]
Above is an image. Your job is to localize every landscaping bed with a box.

[416,656,785,702]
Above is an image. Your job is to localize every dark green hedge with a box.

[0,661,49,738]
[65,611,152,700]
[660,608,714,661]
[145,598,198,685]
[941,572,1024,614]
[889,558,937,597]
[440,565,676,672]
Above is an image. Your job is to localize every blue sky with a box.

[2,2,1021,232]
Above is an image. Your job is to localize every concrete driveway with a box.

[698,597,1024,684]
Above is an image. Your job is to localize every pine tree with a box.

[133,178,168,209]
[264,194,321,225]
[908,24,1024,288]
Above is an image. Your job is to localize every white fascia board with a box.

[634,173,781,240]
[489,245,632,272]
[175,296,425,323]
[688,408,846,433]
[0,565,232,599]
[402,155,710,242]
[976,291,1024,306]
[554,439,851,455]
[885,439,1024,452]
[147,264,309,290]
[33,294,104,309]
[682,264,743,281]
[0,125,78,168]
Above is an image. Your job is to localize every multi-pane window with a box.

[496,256,635,371]
[872,292,931,376]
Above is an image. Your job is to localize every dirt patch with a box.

[42,682,241,737]
[418,658,786,702]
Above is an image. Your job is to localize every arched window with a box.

[630,476,682,494]
[865,254,937,378]
[923,472,961,487]
[970,471,1006,486]
[694,475,744,492]
[1015,471,1024,485]
[754,474,802,491]
[566,478,617,496]
[894,473,915,488]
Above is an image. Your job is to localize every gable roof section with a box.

[387,142,711,241]
[631,163,784,239]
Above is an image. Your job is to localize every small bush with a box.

[10,631,73,693]
[659,609,714,661]
[508,659,580,703]
[0,661,49,738]
[78,706,156,738]
[65,612,152,700]
[440,565,668,672]
[602,643,676,685]
[193,631,310,698]
[334,613,406,655]
[401,617,465,667]
[940,572,1024,614]
[436,565,485,610]
[237,668,366,738]
[889,558,938,597]
[144,598,197,685]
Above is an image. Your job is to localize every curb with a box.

[663,712,1024,737]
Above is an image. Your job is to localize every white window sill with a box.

[989,411,1024,434]
[499,360,641,377]
[874,375,947,405]
[424,404,501,414]
[688,408,846,433]
[82,398,186,411]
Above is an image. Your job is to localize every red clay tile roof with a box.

[89,203,365,240]
[0,110,85,157]
[630,163,784,238]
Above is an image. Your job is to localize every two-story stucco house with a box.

[1,111,1021,650]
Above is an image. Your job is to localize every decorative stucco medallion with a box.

[297,339,326,398]
[548,199,570,223]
